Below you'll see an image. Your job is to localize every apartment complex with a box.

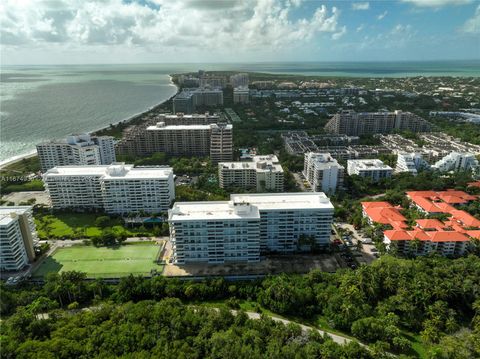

[168,193,334,264]
[395,152,429,175]
[230,73,249,88]
[303,152,344,194]
[218,155,284,192]
[37,134,116,172]
[145,122,233,162]
[347,159,393,182]
[43,164,175,215]
[233,87,250,104]
[0,207,37,272]
[432,152,479,173]
[173,88,223,114]
[325,110,431,135]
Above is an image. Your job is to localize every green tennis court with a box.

[33,243,163,278]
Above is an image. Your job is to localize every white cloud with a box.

[461,4,480,33]
[332,26,347,40]
[352,2,370,10]
[356,24,365,32]
[377,11,388,20]
[401,0,472,7]
[0,0,342,52]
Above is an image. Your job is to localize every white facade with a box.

[347,159,393,182]
[303,152,344,193]
[230,73,249,88]
[169,192,334,264]
[0,207,37,272]
[43,164,175,214]
[432,152,479,173]
[37,134,116,172]
[169,201,261,264]
[233,87,250,104]
[395,152,428,176]
[219,155,284,192]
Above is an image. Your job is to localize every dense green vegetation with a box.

[1,299,372,359]
[0,157,43,194]
[34,211,168,240]
[2,256,479,358]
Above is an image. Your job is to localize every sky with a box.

[1,0,479,65]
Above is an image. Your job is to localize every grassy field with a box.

[33,243,163,278]
[34,213,165,239]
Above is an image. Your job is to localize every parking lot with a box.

[175,175,198,186]
[334,223,378,264]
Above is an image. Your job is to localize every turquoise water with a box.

[1,61,479,163]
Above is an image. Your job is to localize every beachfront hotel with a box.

[0,206,38,272]
[325,110,431,135]
[43,164,175,215]
[168,192,334,264]
[37,134,116,172]
[218,155,284,192]
[173,88,223,114]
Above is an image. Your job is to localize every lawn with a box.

[33,243,163,278]
[34,213,165,239]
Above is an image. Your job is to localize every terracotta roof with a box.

[468,181,480,188]
[450,210,480,228]
[363,206,407,225]
[416,219,445,230]
[361,201,393,209]
[426,231,469,242]
[384,230,411,241]
[466,230,480,239]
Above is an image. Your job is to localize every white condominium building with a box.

[37,134,116,172]
[43,164,175,215]
[325,110,431,135]
[233,87,250,104]
[0,207,37,272]
[303,152,344,194]
[395,152,428,176]
[168,192,334,264]
[218,155,284,192]
[432,152,479,173]
[230,73,249,88]
[347,159,393,182]
[169,201,261,264]
[145,122,233,162]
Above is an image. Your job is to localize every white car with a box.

[361,238,373,244]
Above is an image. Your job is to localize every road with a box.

[238,310,356,345]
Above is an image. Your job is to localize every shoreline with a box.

[0,77,178,171]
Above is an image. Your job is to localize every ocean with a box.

[1,61,479,164]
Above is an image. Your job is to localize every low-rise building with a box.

[395,152,428,175]
[0,207,37,272]
[43,164,175,215]
[37,134,116,172]
[168,192,334,263]
[347,159,393,182]
[303,152,344,194]
[432,152,479,173]
[219,155,284,192]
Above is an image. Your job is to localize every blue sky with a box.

[1,0,479,64]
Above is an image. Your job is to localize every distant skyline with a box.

[1,0,479,65]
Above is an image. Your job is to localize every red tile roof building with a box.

[370,189,479,257]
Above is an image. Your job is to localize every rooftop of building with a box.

[347,159,392,170]
[219,155,283,172]
[169,201,260,221]
[361,202,407,228]
[0,206,32,226]
[384,229,470,242]
[147,123,232,131]
[43,164,173,179]
[230,192,334,211]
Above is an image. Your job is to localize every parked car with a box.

[361,238,373,244]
